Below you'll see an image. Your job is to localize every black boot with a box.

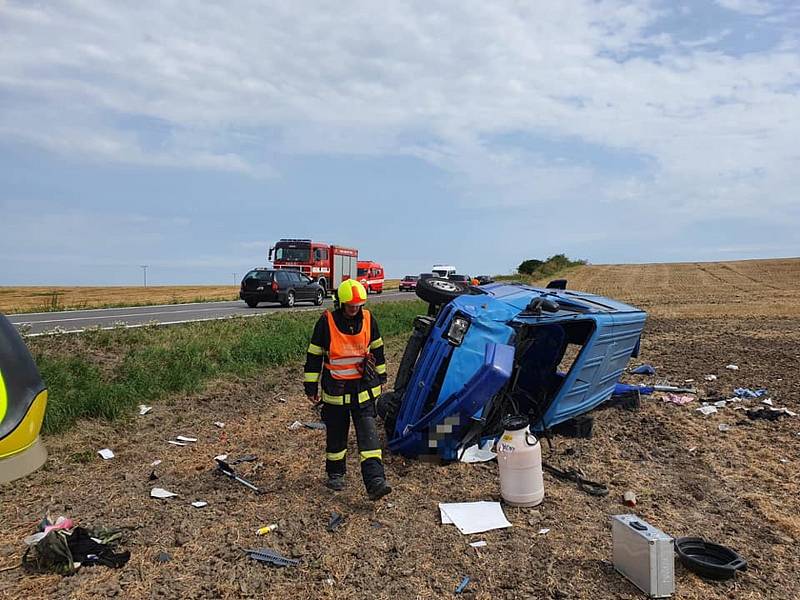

[366,477,392,501]
[326,473,345,491]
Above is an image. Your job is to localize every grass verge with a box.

[30,300,424,435]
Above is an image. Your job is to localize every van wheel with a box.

[283,291,295,308]
[245,299,259,308]
[415,277,469,305]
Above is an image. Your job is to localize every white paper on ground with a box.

[213,422,225,428]
[176,435,197,442]
[97,448,115,460]
[150,487,177,499]
[168,440,188,446]
[538,528,551,535]
[191,501,208,508]
[469,540,487,547]
[139,404,152,415]
[696,405,718,416]
[460,444,497,463]
[439,502,512,535]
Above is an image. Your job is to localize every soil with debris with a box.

[1,315,799,599]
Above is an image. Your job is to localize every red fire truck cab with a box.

[357,261,385,294]
[269,238,358,295]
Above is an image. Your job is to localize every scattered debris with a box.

[191,501,208,508]
[175,435,197,443]
[713,400,729,408]
[460,443,497,463]
[630,364,655,375]
[718,424,732,432]
[734,388,767,399]
[696,405,718,416]
[537,528,551,535]
[469,540,487,548]
[762,398,774,406]
[663,394,695,406]
[256,524,278,535]
[150,488,177,499]
[245,548,299,567]
[148,470,158,481]
[455,576,470,594]
[704,374,718,381]
[327,512,345,532]
[215,458,261,493]
[138,405,152,415]
[288,421,303,430]
[167,441,188,447]
[439,502,512,535]
[726,364,739,371]
[780,458,789,464]
[688,447,697,453]
[97,448,115,460]
[289,420,326,431]
[213,421,225,428]
[746,408,788,421]
[213,454,228,462]
[150,459,162,467]
[22,516,130,574]
[623,491,637,507]
[231,454,258,464]
[155,551,171,563]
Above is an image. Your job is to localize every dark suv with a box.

[240,269,325,308]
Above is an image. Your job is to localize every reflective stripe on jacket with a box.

[324,309,371,381]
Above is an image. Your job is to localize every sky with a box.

[1,0,798,285]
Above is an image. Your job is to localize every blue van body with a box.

[386,283,647,460]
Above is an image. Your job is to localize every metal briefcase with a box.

[611,514,674,598]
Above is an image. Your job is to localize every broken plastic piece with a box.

[538,528,551,535]
[327,512,345,532]
[191,501,208,508]
[214,421,225,428]
[623,491,637,507]
[245,548,299,567]
[176,436,197,443]
[630,364,655,375]
[150,487,177,499]
[696,405,717,416]
[139,405,152,415]
[97,448,115,460]
[704,375,718,381]
[167,441,188,446]
[256,524,278,535]
[469,540,487,548]
[725,364,739,370]
[455,576,470,594]
[718,424,732,432]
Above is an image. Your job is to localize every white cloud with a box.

[715,0,773,15]
[0,0,798,224]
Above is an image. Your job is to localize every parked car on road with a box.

[378,277,646,460]
[475,275,494,285]
[419,272,435,280]
[240,268,325,308]
[399,275,420,292]
[447,274,471,284]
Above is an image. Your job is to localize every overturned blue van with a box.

[378,278,647,460]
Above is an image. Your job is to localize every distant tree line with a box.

[516,254,587,278]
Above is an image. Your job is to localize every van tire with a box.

[415,277,470,305]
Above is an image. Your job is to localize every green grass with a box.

[31,300,424,434]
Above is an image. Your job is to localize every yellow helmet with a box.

[337,279,368,306]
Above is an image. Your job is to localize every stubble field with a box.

[1,258,798,599]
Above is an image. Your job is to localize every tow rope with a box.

[542,462,609,497]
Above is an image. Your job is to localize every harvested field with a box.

[0,287,239,314]
[1,259,799,599]
[1,281,403,314]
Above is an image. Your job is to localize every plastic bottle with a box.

[496,415,544,507]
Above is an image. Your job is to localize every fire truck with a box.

[268,238,358,295]
[357,260,385,294]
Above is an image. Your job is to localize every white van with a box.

[431,264,457,278]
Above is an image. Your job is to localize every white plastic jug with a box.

[496,415,544,507]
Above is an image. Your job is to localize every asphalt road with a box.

[8,291,412,336]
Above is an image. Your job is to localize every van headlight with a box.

[445,315,470,346]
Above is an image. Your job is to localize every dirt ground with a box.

[2,261,799,599]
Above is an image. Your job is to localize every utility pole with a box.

[140,265,149,287]
[233,272,238,285]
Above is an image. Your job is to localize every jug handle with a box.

[525,431,539,447]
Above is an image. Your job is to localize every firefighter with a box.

[303,279,392,501]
